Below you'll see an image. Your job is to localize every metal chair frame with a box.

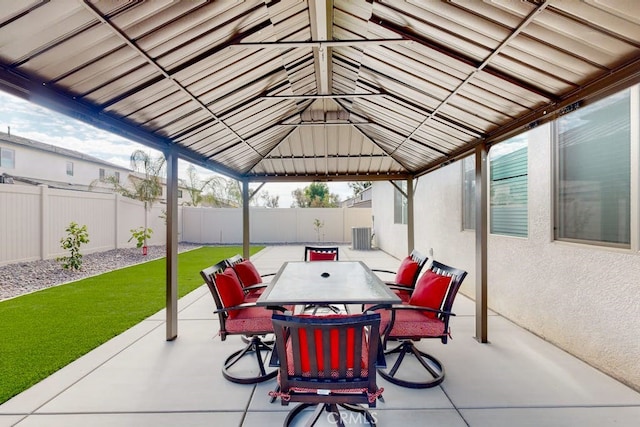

[374,260,467,389]
[200,261,283,384]
[270,312,384,427]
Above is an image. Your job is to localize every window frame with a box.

[552,87,634,249]
[393,180,408,225]
[489,134,529,238]
[0,147,15,169]
[66,161,74,176]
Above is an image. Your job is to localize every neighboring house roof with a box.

[0,131,131,172]
[1,173,113,193]
[0,131,196,203]
[341,187,372,208]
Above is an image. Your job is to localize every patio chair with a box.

[200,261,289,384]
[269,312,384,427]
[302,246,345,314]
[374,260,467,389]
[304,245,339,261]
[225,254,275,301]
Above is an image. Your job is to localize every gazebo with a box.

[1,0,638,343]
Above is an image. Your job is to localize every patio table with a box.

[256,260,401,309]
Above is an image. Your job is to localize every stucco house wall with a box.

[0,132,129,186]
[372,122,640,391]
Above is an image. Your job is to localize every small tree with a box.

[129,227,153,250]
[58,222,90,270]
[313,218,324,241]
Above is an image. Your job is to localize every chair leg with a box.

[326,404,344,427]
[283,403,319,427]
[241,334,275,346]
[377,341,445,389]
[222,336,278,384]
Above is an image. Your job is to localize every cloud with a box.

[0,92,355,207]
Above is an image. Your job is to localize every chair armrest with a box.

[363,304,390,313]
[386,284,413,293]
[260,272,276,278]
[390,304,456,317]
[243,284,267,292]
[215,302,289,314]
[213,302,258,314]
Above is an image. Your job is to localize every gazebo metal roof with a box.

[1,0,638,183]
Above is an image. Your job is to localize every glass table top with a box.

[257,261,401,306]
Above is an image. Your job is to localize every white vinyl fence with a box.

[180,206,372,244]
[0,185,168,266]
[1,185,372,266]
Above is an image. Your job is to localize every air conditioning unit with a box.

[352,227,371,250]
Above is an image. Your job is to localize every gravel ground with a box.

[0,243,201,301]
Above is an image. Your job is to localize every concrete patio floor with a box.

[2,245,639,426]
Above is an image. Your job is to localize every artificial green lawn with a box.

[0,245,263,404]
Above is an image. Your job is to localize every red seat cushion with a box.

[408,270,452,318]
[309,250,337,261]
[387,310,446,339]
[395,256,419,286]
[214,268,245,318]
[224,306,274,333]
[234,260,263,286]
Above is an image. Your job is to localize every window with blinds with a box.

[554,88,631,247]
[490,135,528,237]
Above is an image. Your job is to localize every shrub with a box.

[57,222,90,270]
[129,227,153,248]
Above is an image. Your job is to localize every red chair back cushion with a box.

[292,315,364,374]
[409,270,452,318]
[395,256,419,286]
[214,268,245,318]
[234,260,263,286]
[309,251,337,261]
[298,328,356,373]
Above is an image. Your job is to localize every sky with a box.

[0,91,353,207]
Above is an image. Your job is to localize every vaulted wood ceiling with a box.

[1,0,639,182]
